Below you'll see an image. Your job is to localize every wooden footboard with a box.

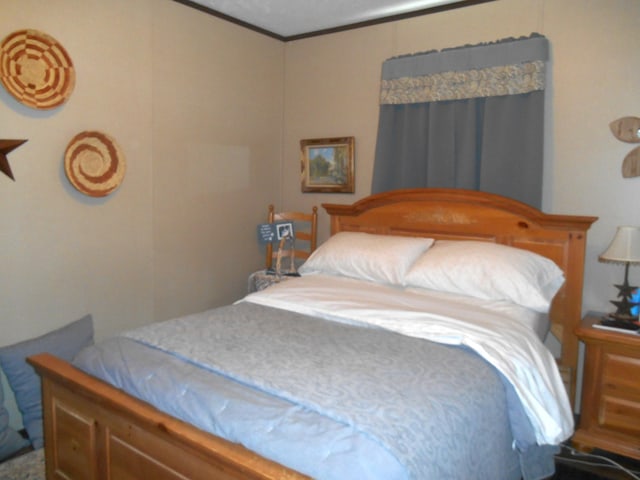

[28,353,309,480]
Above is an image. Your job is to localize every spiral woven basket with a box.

[64,131,126,197]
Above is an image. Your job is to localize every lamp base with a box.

[607,262,640,318]
[601,314,640,330]
[605,311,638,321]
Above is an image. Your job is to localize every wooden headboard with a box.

[323,188,597,405]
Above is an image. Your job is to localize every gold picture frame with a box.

[300,137,355,193]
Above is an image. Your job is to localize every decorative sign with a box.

[610,117,640,143]
[256,222,295,245]
[623,146,640,178]
[257,223,275,244]
[610,116,640,178]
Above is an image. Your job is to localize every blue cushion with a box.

[0,315,93,449]
[0,376,29,461]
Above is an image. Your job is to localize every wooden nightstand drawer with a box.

[600,395,640,434]
[598,349,640,436]
[573,313,640,460]
[601,352,640,396]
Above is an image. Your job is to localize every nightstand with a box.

[572,312,640,460]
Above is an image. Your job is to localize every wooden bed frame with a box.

[29,189,596,480]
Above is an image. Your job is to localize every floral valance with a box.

[380,34,549,105]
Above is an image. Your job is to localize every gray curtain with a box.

[371,34,549,208]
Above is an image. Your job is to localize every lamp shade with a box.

[599,226,640,264]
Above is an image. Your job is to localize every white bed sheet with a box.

[240,274,573,446]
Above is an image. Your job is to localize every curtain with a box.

[371,34,549,208]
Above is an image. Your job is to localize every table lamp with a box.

[599,226,640,321]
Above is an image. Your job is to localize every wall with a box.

[282,0,640,316]
[1,0,153,345]
[0,0,284,427]
[151,1,285,321]
[544,0,640,309]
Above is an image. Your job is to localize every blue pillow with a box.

[0,377,29,461]
[0,315,93,450]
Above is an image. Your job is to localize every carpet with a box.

[0,448,44,480]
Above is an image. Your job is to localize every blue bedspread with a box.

[75,302,553,479]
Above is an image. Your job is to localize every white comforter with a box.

[240,274,573,446]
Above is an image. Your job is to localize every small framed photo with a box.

[300,137,355,193]
[276,222,294,240]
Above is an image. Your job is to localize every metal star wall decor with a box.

[0,139,27,181]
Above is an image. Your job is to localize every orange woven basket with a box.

[64,131,126,197]
[0,29,75,110]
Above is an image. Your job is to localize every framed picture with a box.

[300,136,355,193]
[276,222,294,240]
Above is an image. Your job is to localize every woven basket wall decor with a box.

[64,131,126,197]
[0,29,75,110]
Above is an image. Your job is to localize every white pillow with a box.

[299,232,434,285]
[403,240,565,313]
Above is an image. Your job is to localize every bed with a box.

[28,188,597,480]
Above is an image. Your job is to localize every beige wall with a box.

[0,0,284,426]
[0,0,284,339]
[1,0,155,342]
[151,1,284,321]
[282,0,640,317]
[1,0,639,427]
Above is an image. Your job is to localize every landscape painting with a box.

[300,137,354,193]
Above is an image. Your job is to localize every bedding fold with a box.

[240,274,573,446]
[75,335,409,480]
[120,301,522,479]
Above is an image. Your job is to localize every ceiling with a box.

[176,0,492,41]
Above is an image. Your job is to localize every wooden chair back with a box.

[265,205,318,270]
